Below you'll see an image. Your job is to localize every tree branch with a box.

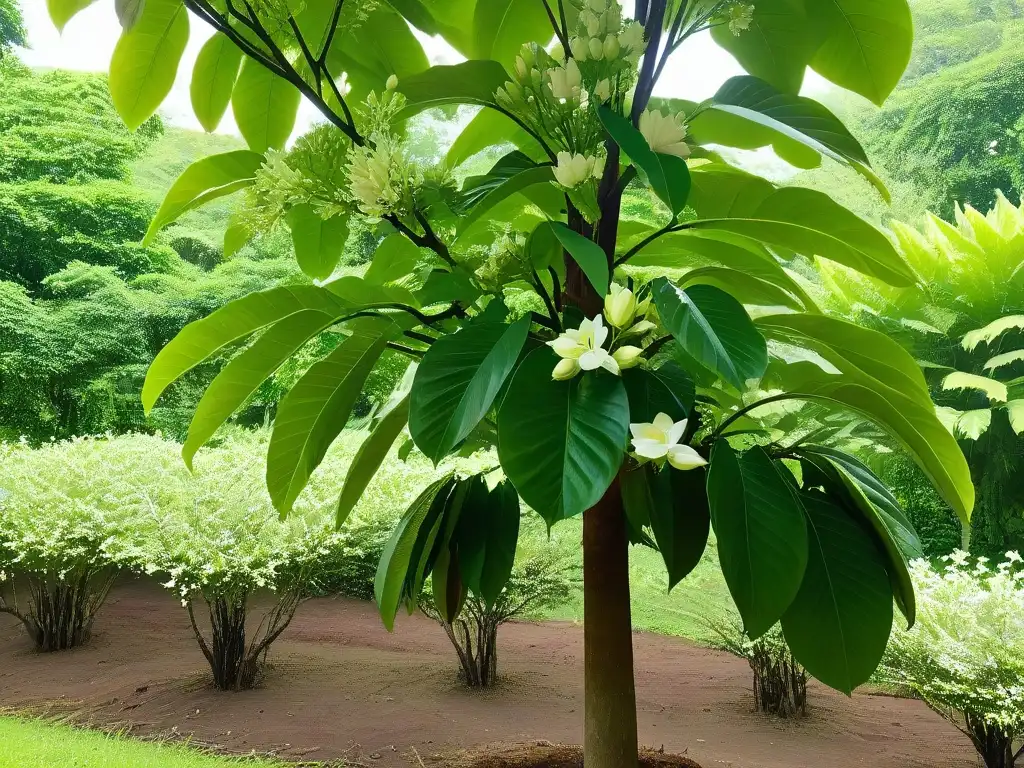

[614,221,687,267]
[542,0,570,52]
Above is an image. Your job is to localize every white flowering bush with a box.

[0,435,163,650]
[881,553,1024,768]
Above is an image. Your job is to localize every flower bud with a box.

[385,74,398,91]
[530,68,543,89]
[519,44,536,70]
[588,37,605,60]
[570,36,589,61]
[612,346,643,370]
[594,78,612,102]
[515,56,529,81]
[552,358,581,381]
[604,283,638,329]
[603,34,620,60]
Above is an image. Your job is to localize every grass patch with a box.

[0,717,288,768]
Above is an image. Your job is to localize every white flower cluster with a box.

[638,108,691,159]
[881,552,1024,736]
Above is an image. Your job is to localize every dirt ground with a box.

[0,580,976,768]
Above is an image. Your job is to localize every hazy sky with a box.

[16,1,765,137]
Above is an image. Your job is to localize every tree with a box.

[64,1,975,765]
[820,192,1024,557]
[0,0,25,51]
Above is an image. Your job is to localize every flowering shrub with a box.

[0,435,161,650]
[881,553,1024,768]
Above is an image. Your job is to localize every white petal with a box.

[667,445,708,471]
[550,336,584,359]
[652,412,675,433]
[578,349,609,371]
[632,438,669,460]
[667,419,688,445]
[599,353,621,375]
[630,423,666,442]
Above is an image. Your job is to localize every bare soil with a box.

[0,579,975,768]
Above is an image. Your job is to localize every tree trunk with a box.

[583,478,639,768]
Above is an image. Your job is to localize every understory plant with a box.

[881,553,1024,768]
[421,545,576,687]
[73,0,977,764]
[0,437,152,651]
[708,617,807,718]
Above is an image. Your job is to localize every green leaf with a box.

[365,234,423,286]
[267,319,396,515]
[808,0,913,107]
[984,349,1024,373]
[598,106,691,220]
[689,187,917,287]
[456,152,559,234]
[232,58,301,153]
[376,476,454,630]
[707,443,808,638]
[396,60,509,119]
[956,409,993,441]
[410,316,530,464]
[686,165,775,219]
[549,223,609,298]
[645,465,712,591]
[447,108,547,168]
[652,279,768,391]
[942,371,1008,403]
[191,32,243,133]
[108,0,189,131]
[457,478,521,607]
[1007,401,1024,436]
[710,0,823,94]
[115,0,145,29]
[963,316,1024,351]
[142,285,355,413]
[144,150,265,245]
[286,205,350,282]
[182,310,337,469]
[498,347,629,525]
[224,212,254,259]
[781,491,894,694]
[335,392,411,528]
[683,267,805,311]
[795,445,921,627]
[623,363,694,425]
[695,76,887,200]
[757,313,933,404]
[471,0,552,66]
[47,0,99,31]
[431,542,467,624]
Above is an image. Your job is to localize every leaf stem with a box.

[712,393,806,440]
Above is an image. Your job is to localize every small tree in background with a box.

[67,1,976,764]
[881,553,1024,768]
[421,545,576,687]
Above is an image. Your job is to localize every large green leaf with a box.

[267,319,396,514]
[781,491,894,694]
[376,475,454,630]
[471,0,552,66]
[144,150,265,245]
[457,478,521,607]
[710,0,823,94]
[335,392,411,527]
[232,58,301,153]
[682,267,805,311]
[191,32,243,133]
[795,445,921,626]
[47,0,99,31]
[456,152,559,233]
[108,0,189,131]
[286,204,350,281]
[756,313,932,404]
[550,223,610,298]
[685,165,775,219]
[365,234,423,286]
[598,106,691,221]
[808,0,913,107]
[498,347,629,525]
[623,363,695,425]
[142,285,356,412]
[689,187,917,287]
[707,443,808,638]
[942,371,1008,403]
[447,108,546,168]
[385,0,477,56]
[652,279,768,391]
[181,310,337,469]
[410,316,530,464]
[694,76,886,199]
[396,60,509,119]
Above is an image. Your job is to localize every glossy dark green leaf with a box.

[643,465,711,591]
[708,443,808,638]
[598,105,691,220]
[268,319,395,514]
[653,279,768,391]
[781,491,894,694]
[550,222,610,298]
[286,204,349,281]
[410,316,530,464]
[458,479,521,607]
[623,363,694,425]
[456,152,559,232]
[682,267,805,311]
[498,347,629,525]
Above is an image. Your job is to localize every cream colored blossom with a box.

[630,414,706,470]
[548,59,583,100]
[547,315,620,377]
[639,109,691,158]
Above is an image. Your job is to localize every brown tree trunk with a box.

[583,477,639,768]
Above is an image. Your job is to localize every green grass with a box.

[0,718,287,768]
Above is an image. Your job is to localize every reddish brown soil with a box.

[0,579,975,768]
[438,744,702,767]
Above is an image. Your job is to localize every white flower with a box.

[630,413,707,470]
[547,315,620,377]
[639,109,691,158]
[548,58,583,100]
[594,78,612,102]
[1006,551,1023,564]
[554,151,604,188]
[347,144,401,216]
[604,282,638,328]
[618,21,645,53]
[385,74,398,91]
